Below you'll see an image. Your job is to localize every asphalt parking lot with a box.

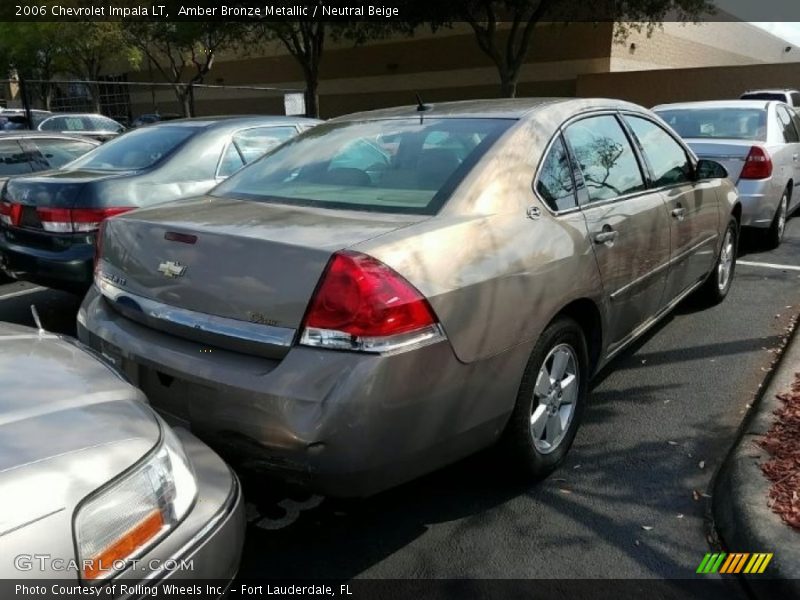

[1,219,798,583]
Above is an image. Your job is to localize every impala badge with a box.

[158,260,187,279]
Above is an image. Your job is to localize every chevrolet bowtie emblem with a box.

[158,260,187,278]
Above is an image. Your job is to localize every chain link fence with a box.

[0,78,305,129]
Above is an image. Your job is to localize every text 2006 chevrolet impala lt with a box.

[78,99,741,496]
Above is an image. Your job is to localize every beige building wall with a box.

[577,62,800,107]
[610,21,799,71]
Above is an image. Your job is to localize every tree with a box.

[124,23,245,117]
[60,22,139,113]
[433,0,713,98]
[0,23,69,109]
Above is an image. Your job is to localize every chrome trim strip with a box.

[96,277,296,349]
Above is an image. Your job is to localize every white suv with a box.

[741,89,800,108]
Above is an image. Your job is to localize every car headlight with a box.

[74,424,198,581]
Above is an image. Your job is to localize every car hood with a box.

[0,323,159,556]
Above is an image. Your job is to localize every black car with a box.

[0,115,320,291]
[131,112,182,128]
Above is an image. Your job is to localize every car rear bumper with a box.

[116,427,244,593]
[78,286,527,497]
[0,231,93,289]
[736,179,782,228]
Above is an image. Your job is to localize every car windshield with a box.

[656,108,767,141]
[211,117,514,215]
[66,126,197,171]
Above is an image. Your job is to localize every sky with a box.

[750,23,800,47]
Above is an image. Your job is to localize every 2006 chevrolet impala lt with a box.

[0,322,244,592]
[78,98,741,496]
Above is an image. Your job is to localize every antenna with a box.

[30,304,45,335]
[415,93,432,112]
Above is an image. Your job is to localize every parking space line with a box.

[737,260,800,272]
[0,286,46,300]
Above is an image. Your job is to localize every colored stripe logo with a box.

[697,553,773,574]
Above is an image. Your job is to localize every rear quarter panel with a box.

[355,114,605,364]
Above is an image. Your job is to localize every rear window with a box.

[66,126,197,171]
[656,108,767,141]
[211,118,513,215]
[41,115,122,133]
[740,92,788,102]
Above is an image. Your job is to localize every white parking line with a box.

[738,260,800,272]
[0,286,46,300]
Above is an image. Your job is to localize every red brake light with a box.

[740,146,773,180]
[0,201,21,227]
[300,251,444,352]
[37,206,133,233]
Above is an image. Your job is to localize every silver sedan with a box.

[0,322,243,593]
[654,99,800,247]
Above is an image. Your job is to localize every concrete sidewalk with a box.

[713,316,800,596]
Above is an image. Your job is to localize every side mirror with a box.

[696,159,728,180]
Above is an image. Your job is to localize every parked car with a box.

[0,131,99,186]
[78,99,740,497]
[131,112,182,128]
[0,115,319,291]
[654,100,800,247]
[0,108,52,130]
[0,321,243,586]
[37,113,126,142]
[740,89,800,107]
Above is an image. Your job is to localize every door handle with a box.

[671,206,686,220]
[793,153,799,161]
[593,229,618,245]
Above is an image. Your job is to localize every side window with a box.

[0,140,33,176]
[535,136,577,211]
[625,116,693,187]
[29,138,96,169]
[791,92,800,107]
[776,106,800,143]
[39,117,62,131]
[563,115,645,203]
[217,143,245,178]
[234,126,297,163]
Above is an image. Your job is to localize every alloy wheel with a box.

[717,228,735,292]
[531,343,579,454]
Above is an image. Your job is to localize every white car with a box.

[655,100,800,247]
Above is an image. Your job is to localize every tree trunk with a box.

[304,75,319,119]
[499,72,518,98]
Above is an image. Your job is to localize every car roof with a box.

[653,100,774,111]
[149,115,322,129]
[0,130,101,142]
[327,97,648,122]
[742,89,798,94]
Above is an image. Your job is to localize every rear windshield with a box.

[211,118,513,215]
[40,115,123,133]
[740,92,786,102]
[66,126,197,171]
[656,108,767,141]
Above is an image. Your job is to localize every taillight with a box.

[37,207,133,233]
[0,201,14,226]
[740,146,773,180]
[94,220,106,274]
[299,250,446,353]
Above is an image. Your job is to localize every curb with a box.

[712,314,800,597]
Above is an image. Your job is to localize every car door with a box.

[776,104,800,212]
[563,113,671,352]
[623,114,720,303]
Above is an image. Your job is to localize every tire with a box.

[501,317,589,480]
[696,217,738,306]
[765,189,789,249]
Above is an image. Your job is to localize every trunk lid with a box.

[684,138,761,183]
[98,196,425,356]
